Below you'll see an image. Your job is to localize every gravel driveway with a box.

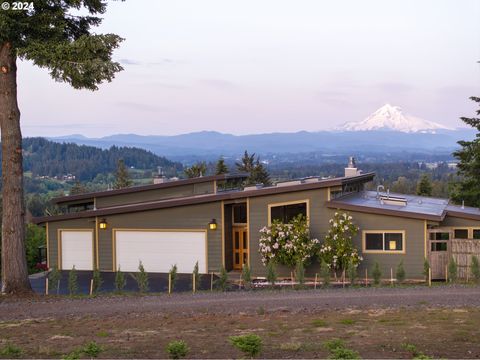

[1,285,480,321]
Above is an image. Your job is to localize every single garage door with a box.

[115,230,207,273]
[60,230,93,270]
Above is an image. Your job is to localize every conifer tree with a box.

[215,157,229,175]
[0,1,123,294]
[114,159,132,189]
[452,97,480,207]
[70,181,88,195]
[184,162,207,178]
[417,174,432,196]
[236,150,271,186]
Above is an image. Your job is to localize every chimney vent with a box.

[344,156,362,177]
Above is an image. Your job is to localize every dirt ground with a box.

[1,285,480,359]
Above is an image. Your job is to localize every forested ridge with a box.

[0,137,182,181]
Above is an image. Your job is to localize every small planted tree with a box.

[166,340,190,359]
[216,265,228,291]
[295,261,305,289]
[318,212,362,278]
[471,255,480,283]
[266,261,277,287]
[169,264,178,292]
[241,263,252,290]
[92,268,103,295]
[423,258,430,281]
[48,265,61,294]
[68,266,78,296]
[372,262,382,285]
[448,257,457,283]
[193,261,200,292]
[134,261,149,293]
[347,260,357,286]
[115,266,126,293]
[320,259,331,287]
[229,334,262,358]
[396,260,406,284]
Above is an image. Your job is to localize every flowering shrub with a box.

[319,212,362,273]
[259,214,320,267]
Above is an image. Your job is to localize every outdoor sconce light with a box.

[209,219,217,230]
[99,218,108,230]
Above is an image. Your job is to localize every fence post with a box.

[342,269,345,288]
[445,264,448,283]
[365,269,368,286]
[89,279,93,296]
[314,273,318,290]
[168,273,172,294]
[193,273,196,294]
[45,277,49,295]
[428,267,432,287]
[390,268,394,286]
[57,280,60,295]
[210,272,213,291]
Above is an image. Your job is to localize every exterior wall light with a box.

[209,219,217,230]
[99,218,108,230]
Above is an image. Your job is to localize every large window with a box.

[269,201,308,224]
[454,229,469,239]
[363,231,405,253]
[233,203,247,224]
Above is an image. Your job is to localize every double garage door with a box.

[59,230,207,273]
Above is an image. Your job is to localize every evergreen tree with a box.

[452,97,480,207]
[184,162,207,178]
[114,159,132,189]
[236,150,271,186]
[215,157,229,175]
[70,181,88,195]
[416,174,432,196]
[0,1,123,295]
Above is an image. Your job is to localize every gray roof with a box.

[328,191,480,221]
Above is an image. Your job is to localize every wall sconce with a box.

[99,218,108,230]
[208,219,217,230]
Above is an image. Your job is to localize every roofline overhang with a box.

[52,173,250,205]
[34,172,376,225]
[445,210,480,221]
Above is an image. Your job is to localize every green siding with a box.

[440,216,480,228]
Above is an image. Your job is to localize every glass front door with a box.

[233,227,248,270]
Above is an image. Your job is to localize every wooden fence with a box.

[451,239,480,279]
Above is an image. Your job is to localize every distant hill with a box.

[48,128,475,162]
[13,137,182,181]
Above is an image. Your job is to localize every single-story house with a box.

[34,160,480,280]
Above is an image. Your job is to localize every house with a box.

[34,160,480,280]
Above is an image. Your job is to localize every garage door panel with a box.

[115,230,206,273]
[61,230,93,271]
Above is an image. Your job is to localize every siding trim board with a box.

[46,222,50,269]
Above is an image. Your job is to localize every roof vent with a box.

[303,177,320,183]
[379,194,407,206]
[276,180,304,187]
[345,156,362,177]
[244,184,264,191]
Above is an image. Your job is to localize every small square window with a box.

[365,233,383,250]
[454,229,469,239]
[385,233,403,251]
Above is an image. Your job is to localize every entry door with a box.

[233,227,248,270]
[428,231,450,279]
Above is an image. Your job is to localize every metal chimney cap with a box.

[348,156,356,168]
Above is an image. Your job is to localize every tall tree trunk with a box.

[0,42,32,295]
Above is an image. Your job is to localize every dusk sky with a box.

[19,0,480,137]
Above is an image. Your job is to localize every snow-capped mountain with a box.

[339,104,452,133]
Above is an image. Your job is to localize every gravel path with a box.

[1,285,480,321]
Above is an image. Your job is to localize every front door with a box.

[233,227,248,270]
[428,231,450,280]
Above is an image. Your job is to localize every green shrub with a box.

[115,266,126,293]
[471,256,480,283]
[48,265,61,294]
[396,260,406,284]
[169,264,178,292]
[423,258,430,281]
[242,263,252,290]
[193,261,200,291]
[229,334,262,358]
[82,341,102,358]
[0,343,22,358]
[134,261,149,293]
[347,260,357,285]
[92,268,102,294]
[266,261,277,286]
[216,265,228,291]
[68,266,78,295]
[323,339,360,360]
[372,262,382,285]
[320,259,330,286]
[166,340,189,359]
[448,257,457,283]
[63,349,81,360]
[295,261,305,289]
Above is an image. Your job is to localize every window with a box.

[269,201,307,224]
[473,229,480,240]
[430,232,450,241]
[454,229,469,239]
[233,203,247,224]
[364,231,404,253]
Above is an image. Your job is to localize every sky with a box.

[19,0,480,137]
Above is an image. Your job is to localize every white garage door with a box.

[61,230,93,270]
[115,230,207,273]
